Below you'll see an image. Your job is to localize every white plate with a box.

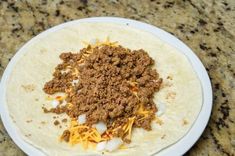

[0,17,212,156]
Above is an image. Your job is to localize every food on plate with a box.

[5,22,202,155]
[42,39,163,150]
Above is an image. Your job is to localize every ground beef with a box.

[61,130,70,142]
[62,118,67,123]
[43,45,162,131]
[54,120,60,126]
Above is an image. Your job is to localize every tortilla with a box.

[5,22,202,155]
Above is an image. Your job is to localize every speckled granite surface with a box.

[0,0,234,155]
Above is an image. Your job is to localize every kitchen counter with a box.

[0,0,234,155]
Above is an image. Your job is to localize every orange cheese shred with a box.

[64,115,137,150]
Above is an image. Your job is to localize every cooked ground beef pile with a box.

[43,44,162,131]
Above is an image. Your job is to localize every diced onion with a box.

[156,101,166,117]
[51,100,59,108]
[71,79,79,86]
[105,137,123,152]
[77,114,86,124]
[94,121,107,135]
[61,69,70,74]
[96,141,107,151]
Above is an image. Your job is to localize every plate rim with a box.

[0,17,212,156]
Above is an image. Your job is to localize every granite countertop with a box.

[0,0,234,155]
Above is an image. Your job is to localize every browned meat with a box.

[61,130,70,142]
[43,45,162,131]
[54,120,60,126]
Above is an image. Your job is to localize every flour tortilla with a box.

[6,22,202,156]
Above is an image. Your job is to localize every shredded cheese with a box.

[63,115,137,150]
[137,103,150,116]
[125,117,135,140]
[72,68,79,76]
[65,120,106,149]
[62,100,153,150]
[82,37,118,49]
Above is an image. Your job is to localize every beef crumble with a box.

[54,120,60,126]
[61,130,70,142]
[43,44,162,133]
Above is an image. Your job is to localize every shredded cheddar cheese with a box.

[63,116,138,150]
[65,120,106,149]
[82,37,118,48]
[72,68,79,76]
[125,117,135,140]
[137,103,150,117]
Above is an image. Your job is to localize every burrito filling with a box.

[43,39,163,151]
